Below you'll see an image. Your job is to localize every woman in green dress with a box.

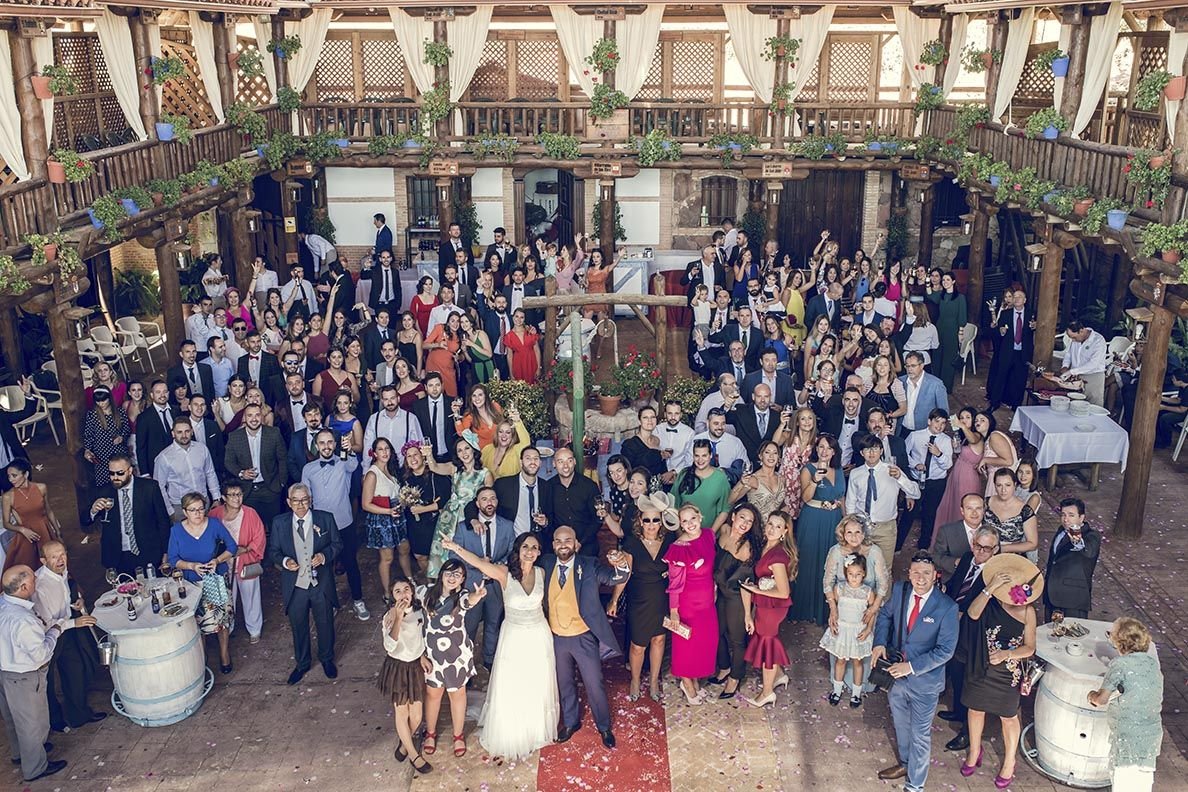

[672,439,732,533]
[459,313,495,385]
[926,271,968,392]
[426,434,494,578]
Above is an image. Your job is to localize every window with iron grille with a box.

[701,177,738,227]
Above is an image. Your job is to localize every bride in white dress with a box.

[441,532,559,759]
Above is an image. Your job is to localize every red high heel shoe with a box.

[960,749,983,777]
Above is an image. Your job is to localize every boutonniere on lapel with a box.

[312,523,323,538]
[923,616,935,624]
[576,564,583,581]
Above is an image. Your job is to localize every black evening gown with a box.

[961,599,1027,718]
[622,531,676,647]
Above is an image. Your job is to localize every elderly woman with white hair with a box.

[822,513,891,693]
[607,491,677,703]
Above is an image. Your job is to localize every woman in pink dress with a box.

[781,408,819,519]
[935,407,986,530]
[665,504,719,705]
[224,289,254,332]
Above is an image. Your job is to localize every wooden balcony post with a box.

[1115,301,1173,538]
[1032,234,1067,369]
[436,177,454,247]
[1166,13,1188,224]
[652,273,669,383]
[771,17,790,151]
[45,300,85,469]
[966,198,995,324]
[917,182,936,268]
[271,17,290,91]
[764,182,781,240]
[433,20,450,140]
[213,14,236,113]
[156,238,186,352]
[984,13,1008,109]
[598,178,616,263]
[934,15,953,86]
[9,31,49,182]
[1059,8,1091,123]
[231,206,258,295]
[0,309,24,376]
[129,10,162,138]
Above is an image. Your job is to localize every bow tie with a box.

[250,355,259,360]
[514,286,523,291]
[319,460,334,468]
[844,418,857,426]
[292,400,304,407]
[665,427,679,433]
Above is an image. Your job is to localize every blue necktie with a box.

[558,564,568,588]
[866,467,878,513]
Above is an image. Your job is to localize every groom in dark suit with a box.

[448,487,515,668]
[540,526,631,750]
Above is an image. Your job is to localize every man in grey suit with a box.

[448,487,515,668]
[932,494,985,577]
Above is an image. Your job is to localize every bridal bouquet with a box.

[398,485,424,508]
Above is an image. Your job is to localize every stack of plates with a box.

[1068,393,1089,416]
[1086,404,1110,416]
[1050,395,1071,412]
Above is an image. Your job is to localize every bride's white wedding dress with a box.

[478,567,559,759]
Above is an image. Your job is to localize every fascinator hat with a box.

[635,491,681,531]
[982,554,1045,606]
[460,429,481,452]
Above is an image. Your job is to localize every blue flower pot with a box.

[402,139,421,149]
[120,198,140,215]
[209,178,219,187]
[884,142,900,154]
[256,145,267,158]
[660,141,672,150]
[155,122,175,142]
[867,141,882,151]
[1042,125,1059,140]
[728,142,742,151]
[989,175,1002,187]
[87,209,103,229]
[276,50,287,60]
[1051,57,1070,78]
[1043,191,1057,204]
[335,139,350,148]
[1106,209,1129,231]
[824,144,835,153]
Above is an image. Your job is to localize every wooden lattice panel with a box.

[234,41,272,106]
[52,33,112,148]
[468,39,507,101]
[1126,115,1166,150]
[672,40,714,101]
[160,40,217,128]
[827,39,873,103]
[361,39,406,101]
[316,37,355,102]
[517,39,560,99]
[1135,40,1168,83]
[798,64,820,103]
[635,46,664,101]
[1016,49,1054,102]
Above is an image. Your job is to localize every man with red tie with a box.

[987,287,1034,411]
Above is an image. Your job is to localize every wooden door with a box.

[777,171,865,267]
[556,168,575,247]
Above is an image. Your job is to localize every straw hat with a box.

[981,554,1045,606]
[635,491,680,532]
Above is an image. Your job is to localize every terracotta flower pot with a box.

[228,52,240,69]
[1073,198,1095,217]
[31,75,53,100]
[777,98,786,110]
[46,159,66,184]
[597,394,622,417]
[1149,155,1167,169]
[981,53,995,71]
[776,45,786,58]
[1164,76,1187,101]
[1161,249,1182,265]
[151,192,164,207]
[41,243,57,262]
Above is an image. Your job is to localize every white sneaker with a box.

[353,600,371,621]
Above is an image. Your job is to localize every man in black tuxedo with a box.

[727,383,780,465]
[987,287,1036,410]
[464,447,552,537]
[186,395,226,474]
[224,404,287,527]
[484,227,517,271]
[805,282,844,333]
[166,340,215,401]
[1042,498,1101,621]
[135,381,178,476]
[410,372,459,463]
[84,453,171,575]
[475,288,512,380]
[361,308,396,372]
[823,387,870,468]
[372,213,393,259]
[323,260,354,321]
[502,267,544,327]
[742,349,797,407]
[287,403,333,484]
[853,408,909,471]
[236,332,282,395]
[938,524,1000,750]
[368,251,403,320]
[268,483,342,685]
[271,372,313,445]
[709,305,763,369]
[438,222,476,285]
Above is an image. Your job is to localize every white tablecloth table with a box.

[1009,406,1129,490]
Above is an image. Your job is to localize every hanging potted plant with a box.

[237,49,264,78]
[1134,69,1180,111]
[34,64,77,99]
[706,132,758,166]
[146,178,182,207]
[630,128,682,167]
[762,34,801,62]
[769,82,795,116]
[1068,185,1095,217]
[144,55,185,86]
[277,86,302,113]
[467,133,521,163]
[1139,220,1188,264]
[23,232,65,264]
[918,39,947,69]
[596,378,624,416]
[1081,198,1124,235]
[113,185,151,216]
[156,113,193,144]
[1035,48,1070,78]
[961,46,1001,74]
[913,83,944,115]
[88,195,129,242]
[48,149,93,184]
[1024,107,1068,140]
[267,35,302,60]
[1124,148,1175,209]
[226,100,268,142]
[421,82,455,124]
[584,37,619,73]
[422,39,453,67]
[535,131,582,160]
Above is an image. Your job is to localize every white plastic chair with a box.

[1106,335,1131,363]
[115,316,167,372]
[1174,420,1188,463]
[0,385,50,445]
[27,379,60,445]
[41,359,92,389]
[91,325,140,373]
[959,323,978,384]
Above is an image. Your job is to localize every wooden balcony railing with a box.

[0,179,53,250]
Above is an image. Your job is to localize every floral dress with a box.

[961,599,1026,717]
[418,586,476,691]
[427,468,489,577]
[780,435,815,518]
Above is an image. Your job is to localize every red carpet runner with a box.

[535,658,672,792]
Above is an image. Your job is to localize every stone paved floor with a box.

[5,331,1188,791]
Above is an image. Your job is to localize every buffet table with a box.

[92,579,213,727]
[1008,406,1130,490]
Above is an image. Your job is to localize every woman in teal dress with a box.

[426,434,494,578]
[926,271,968,392]
[789,434,846,624]
[672,439,732,533]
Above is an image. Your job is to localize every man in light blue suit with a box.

[448,486,515,668]
[873,551,959,792]
[897,351,950,438]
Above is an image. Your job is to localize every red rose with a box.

[1122,164,1131,173]
[1146,200,1155,208]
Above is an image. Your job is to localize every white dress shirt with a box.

[427,302,460,335]
[838,412,862,466]
[844,461,921,522]
[33,566,77,631]
[670,431,747,472]
[280,278,317,309]
[906,428,955,482]
[303,233,337,264]
[0,594,59,672]
[154,441,221,508]
[363,408,424,465]
[245,428,264,483]
[514,475,538,537]
[185,311,215,348]
[1065,330,1108,376]
[903,375,924,431]
[658,421,694,469]
[693,392,737,435]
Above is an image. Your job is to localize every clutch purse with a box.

[663,616,691,640]
[371,496,392,509]
[239,562,264,580]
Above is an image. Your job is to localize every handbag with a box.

[239,562,264,580]
[195,572,231,634]
[371,495,392,509]
[663,616,691,640]
[869,584,909,691]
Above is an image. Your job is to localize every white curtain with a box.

[893,8,941,91]
[189,12,224,122]
[389,10,434,94]
[550,5,601,97]
[0,33,28,180]
[1071,2,1122,137]
[615,5,665,99]
[723,6,777,103]
[992,8,1036,121]
[1052,24,1071,111]
[447,5,493,101]
[1166,30,1188,136]
[942,13,969,96]
[251,16,277,100]
[96,10,148,140]
[32,34,53,142]
[788,6,835,135]
[286,9,332,94]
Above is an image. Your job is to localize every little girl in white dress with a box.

[691,283,711,339]
[819,554,875,708]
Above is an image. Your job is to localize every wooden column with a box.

[652,274,669,384]
[45,301,85,466]
[435,177,454,248]
[1115,302,1173,538]
[156,242,185,350]
[433,20,450,139]
[917,183,936,268]
[1032,238,1065,368]
[10,32,49,182]
[764,182,781,239]
[934,14,953,86]
[513,177,526,244]
[966,199,995,325]
[232,206,258,294]
[598,178,615,263]
[984,13,1009,110]
[1060,9,1091,122]
[271,17,290,91]
[0,309,25,376]
[129,11,162,139]
[213,14,236,113]
[1167,15,1188,225]
[771,17,790,150]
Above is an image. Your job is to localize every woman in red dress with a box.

[313,347,360,411]
[502,309,541,384]
[742,510,798,707]
[409,277,439,338]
